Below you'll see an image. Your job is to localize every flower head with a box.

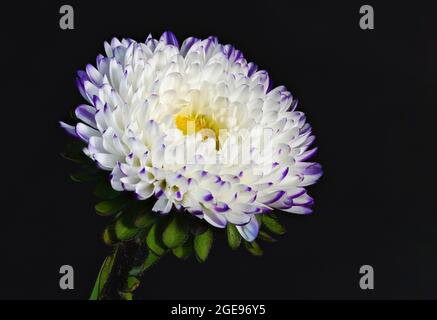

[61,31,322,242]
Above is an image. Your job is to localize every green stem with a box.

[90,234,162,300]
[99,240,145,300]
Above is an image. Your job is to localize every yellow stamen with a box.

[175,111,221,149]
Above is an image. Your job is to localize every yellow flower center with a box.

[175,109,222,149]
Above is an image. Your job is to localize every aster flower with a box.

[60,31,322,299]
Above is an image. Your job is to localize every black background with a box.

[1,0,436,300]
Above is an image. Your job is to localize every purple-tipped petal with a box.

[247,62,258,77]
[263,190,286,205]
[160,31,179,48]
[203,208,227,228]
[203,193,213,202]
[180,37,199,56]
[293,193,314,206]
[203,36,218,57]
[86,64,103,84]
[214,202,230,213]
[223,44,234,59]
[280,167,289,181]
[155,188,164,198]
[145,34,157,51]
[300,123,312,135]
[75,123,99,143]
[236,216,259,241]
[267,77,273,93]
[77,70,89,83]
[190,210,203,217]
[304,163,322,175]
[59,121,78,138]
[287,188,306,200]
[75,104,97,128]
[76,77,90,102]
[297,147,318,162]
[96,54,104,67]
[285,205,313,215]
[287,98,299,112]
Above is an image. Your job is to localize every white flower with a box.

[61,32,322,241]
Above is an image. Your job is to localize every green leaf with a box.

[262,215,286,235]
[162,214,189,248]
[95,197,128,216]
[94,180,121,199]
[146,223,167,256]
[142,251,161,270]
[194,228,213,263]
[172,242,192,260]
[226,223,241,250]
[124,276,140,293]
[121,292,133,300]
[244,240,263,256]
[134,212,157,228]
[89,251,116,300]
[102,225,119,246]
[113,206,141,241]
[114,218,139,241]
[258,230,276,243]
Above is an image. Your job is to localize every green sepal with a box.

[257,230,276,243]
[262,214,286,235]
[102,224,119,246]
[113,205,146,241]
[142,250,161,271]
[95,197,128,216]
[146,223,167,256]
[172,241,192,260]
[121,292,133,300]
[162,214,189,249]
[244,240,263,256]
[226,223,241,250]
[114,217,139,241]
[194,228,213,263]
[123,276,140,293]
[134,212,157,228]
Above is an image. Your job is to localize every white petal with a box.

[203,207,227,228]
[135,181,155,200]
[236,216,259,241]
[152,196,172,214]
[94,153,119,169]
[76,123,99,142]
